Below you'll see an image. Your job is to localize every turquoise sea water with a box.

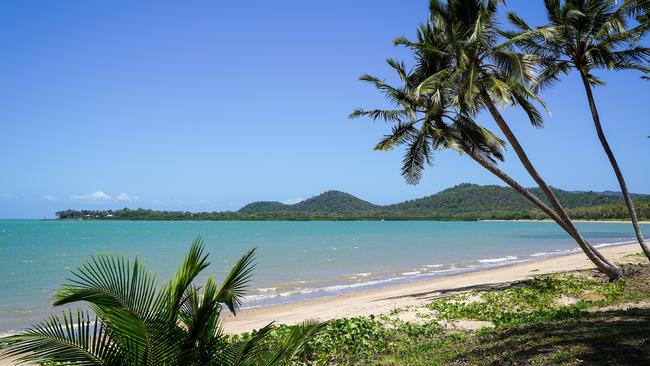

[0,219,648,335]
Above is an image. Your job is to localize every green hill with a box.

[239,190,379,215]
[56,184,650,221]
[381,184,650,220]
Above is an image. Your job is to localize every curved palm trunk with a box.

[578,71,650,260]
[465,148,622,278]
[478,88,622,279]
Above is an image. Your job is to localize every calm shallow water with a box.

[0,220,647,334]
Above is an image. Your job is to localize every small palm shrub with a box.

[0,238,321,365]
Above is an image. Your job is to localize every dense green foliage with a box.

[0,239,322,365]
[57,184,650,221]
[235,316,444,365]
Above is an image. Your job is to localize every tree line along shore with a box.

[55,184,650,221]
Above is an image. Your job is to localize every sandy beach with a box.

[221,243,642,334]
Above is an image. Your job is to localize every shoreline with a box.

[237,238,639,311]
[479,219,649,224]
[221,243,642,334]
[35,218,650,223]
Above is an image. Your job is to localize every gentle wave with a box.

[401,271,421,276]
[354,272,372,277]
[526,240,636,260]
[240,266,475,307]
[478,255,518,263]
[530,252,549,257]
[594,240,636,248]
[240,239,637,308]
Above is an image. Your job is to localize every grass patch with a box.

[426,271,628,327]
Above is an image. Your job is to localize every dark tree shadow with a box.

[459,308,650,365]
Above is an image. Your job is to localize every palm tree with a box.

[382,0,622,278]
[621,0,650,25]
[0,238,321,365]
[502,0,650,260]
[350,22,621,279]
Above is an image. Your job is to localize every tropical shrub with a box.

[0,238,321,365]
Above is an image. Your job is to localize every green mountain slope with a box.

[381,184,650,220]
[239,190,379,215]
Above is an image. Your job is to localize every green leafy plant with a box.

[0,238,322,365]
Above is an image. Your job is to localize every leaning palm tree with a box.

[502,0,650,259]
[385,0,622,278]
[0,238,321,365]
[350,23,620,279]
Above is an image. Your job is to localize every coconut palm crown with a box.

[396,0,547,124]
[0,238,321,366]
[350,22,507,185]
[502,0,649,90]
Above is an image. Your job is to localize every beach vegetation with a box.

[242,262,650,365]
[426,272,626,327]
[235,315,445,365]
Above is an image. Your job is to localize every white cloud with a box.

[116,192,139,201]
[71,191,111,200]
[1,193,18,199]
[42,195,59,201]
[282,197,304,205]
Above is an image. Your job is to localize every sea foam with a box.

[478,255,518,263]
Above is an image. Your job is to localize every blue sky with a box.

[0,1,648,218]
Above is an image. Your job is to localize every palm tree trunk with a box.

[578,71,650,260]
[466,149,571,229]
[478,88,622,279]
[465,148,622,278]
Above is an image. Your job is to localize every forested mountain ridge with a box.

[239,190,379,214]
[56,184,650,221]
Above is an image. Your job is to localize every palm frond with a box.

[53,252,159,320]
[348,108,408,123]
[510,87,545,127]
[386,58,409,85]
[0,310,121,366]
[415,68,454,96]
[165,237,210,318]
[374,122,417,151]
[216,323,275,366]
[216,248,256,314]
[259,320,324,366]
[401,125,432,185]
[506,12,532,31]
